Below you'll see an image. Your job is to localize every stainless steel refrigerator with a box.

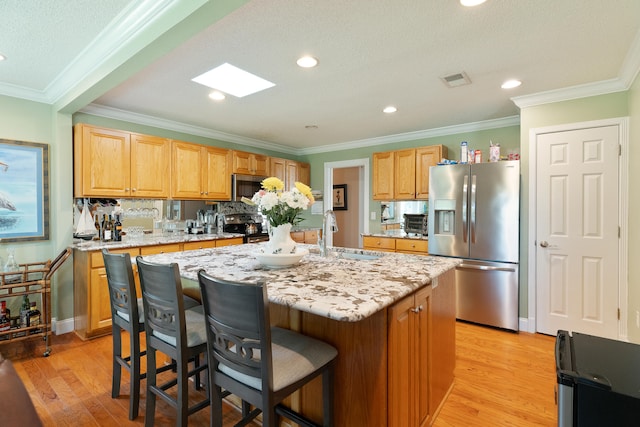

[428,161,520,331]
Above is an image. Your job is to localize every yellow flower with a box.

[295,181,314,203]
[261,177,284,191]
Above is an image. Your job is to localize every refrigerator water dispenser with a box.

[433,199,456,235]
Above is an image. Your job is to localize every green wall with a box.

[0,95,75,323]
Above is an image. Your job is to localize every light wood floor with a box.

[9,321,557,426]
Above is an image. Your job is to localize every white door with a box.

[536,125,619,338]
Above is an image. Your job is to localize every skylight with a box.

[192,63,275,98]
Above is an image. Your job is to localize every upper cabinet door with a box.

[372,151,394,200]
[298,162,311,186]
[415,146,442,199]
[130,133,170,198]
[233,151,269,175]
[171,140,204,199]
[203,147,232,200]
[76,125,131,197]
[394,149,416,199]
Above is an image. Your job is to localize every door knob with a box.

[540,241,549,248]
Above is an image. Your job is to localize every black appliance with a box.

[232,174,268,201]
[222,213,269,243]
[556,330,640,426]
[403,213,428,235]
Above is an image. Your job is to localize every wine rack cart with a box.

[0,248,71,356]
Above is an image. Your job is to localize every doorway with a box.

[529,117,628,340]
[323,158,370,248]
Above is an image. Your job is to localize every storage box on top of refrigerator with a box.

[428,160,520,331]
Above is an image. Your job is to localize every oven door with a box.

[245,233,269,244]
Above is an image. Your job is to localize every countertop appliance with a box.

[556,330,640,426]
[232,174,268,201]
[403,213,427,235]
[222,213,269,243]
[428,160,520,330]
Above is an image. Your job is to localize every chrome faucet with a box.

[318,210,338,257]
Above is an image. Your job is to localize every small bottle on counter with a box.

[29,302,40,328]
[102,214,113,242]
[0,301,11,332]
[20,295,30,328]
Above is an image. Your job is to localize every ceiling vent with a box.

[440,72,471,88]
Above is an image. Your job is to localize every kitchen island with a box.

[142,243,460,426]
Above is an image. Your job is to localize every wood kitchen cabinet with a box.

[362,236,396,252]
[171,140,232,200]
[388,285,432,426]
[73,124,170,198]
[232,150,269,176]
[73,237,242,339]
[373,145,446,200]
[395,146,447,200]
[364,235,428,255]
[290,229,319,244]
[270,157,312,189]
[372,151,395,200]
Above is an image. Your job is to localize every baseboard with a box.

[52,317,74,335]
[519,316,536,333]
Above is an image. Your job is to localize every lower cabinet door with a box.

[89,268,113,334]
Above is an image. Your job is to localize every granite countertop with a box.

[140,243,459,322]
[363,231,428,240]
[70,232,245,252]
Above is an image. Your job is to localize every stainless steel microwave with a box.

[231,174,267,201]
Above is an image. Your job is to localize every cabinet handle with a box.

[411,305,423,313]
[132,188,137,192]
[125,187,130,191]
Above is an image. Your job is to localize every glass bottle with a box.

[0,301,10,332]
[4,247,19,282]
[29,301,40,328]
[20,295,30,328]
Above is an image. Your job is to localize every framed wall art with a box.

[332,184,347,211]
[0,139,49,242]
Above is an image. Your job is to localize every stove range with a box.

[222,213,269,243]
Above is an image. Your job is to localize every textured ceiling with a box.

[1,0,639,153]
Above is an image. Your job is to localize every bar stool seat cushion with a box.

[218,326,338,391]
[152,306,207,348]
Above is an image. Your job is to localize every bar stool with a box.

[136,256,209,427]
[197,270,338,427]
[102,249,147,420]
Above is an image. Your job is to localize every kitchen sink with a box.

[340,252,383,261]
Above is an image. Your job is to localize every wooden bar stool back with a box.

[197,270,338,427]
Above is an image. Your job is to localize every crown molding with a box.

[81,103,520,156]
[511,78,627,109]
[298,116,521,155]
[79,103,298,155]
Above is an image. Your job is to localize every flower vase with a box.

[265,223,297,254]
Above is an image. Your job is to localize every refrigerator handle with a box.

[462,174,468,243]
[470,174,477,243]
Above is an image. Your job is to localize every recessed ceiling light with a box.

[208,91,226,101]
[501,79,522,89]
[297,56,318,68]
[383,106,397,114]
[460,0,487,6]
[0,54,6,61]
[192,63,275,98]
